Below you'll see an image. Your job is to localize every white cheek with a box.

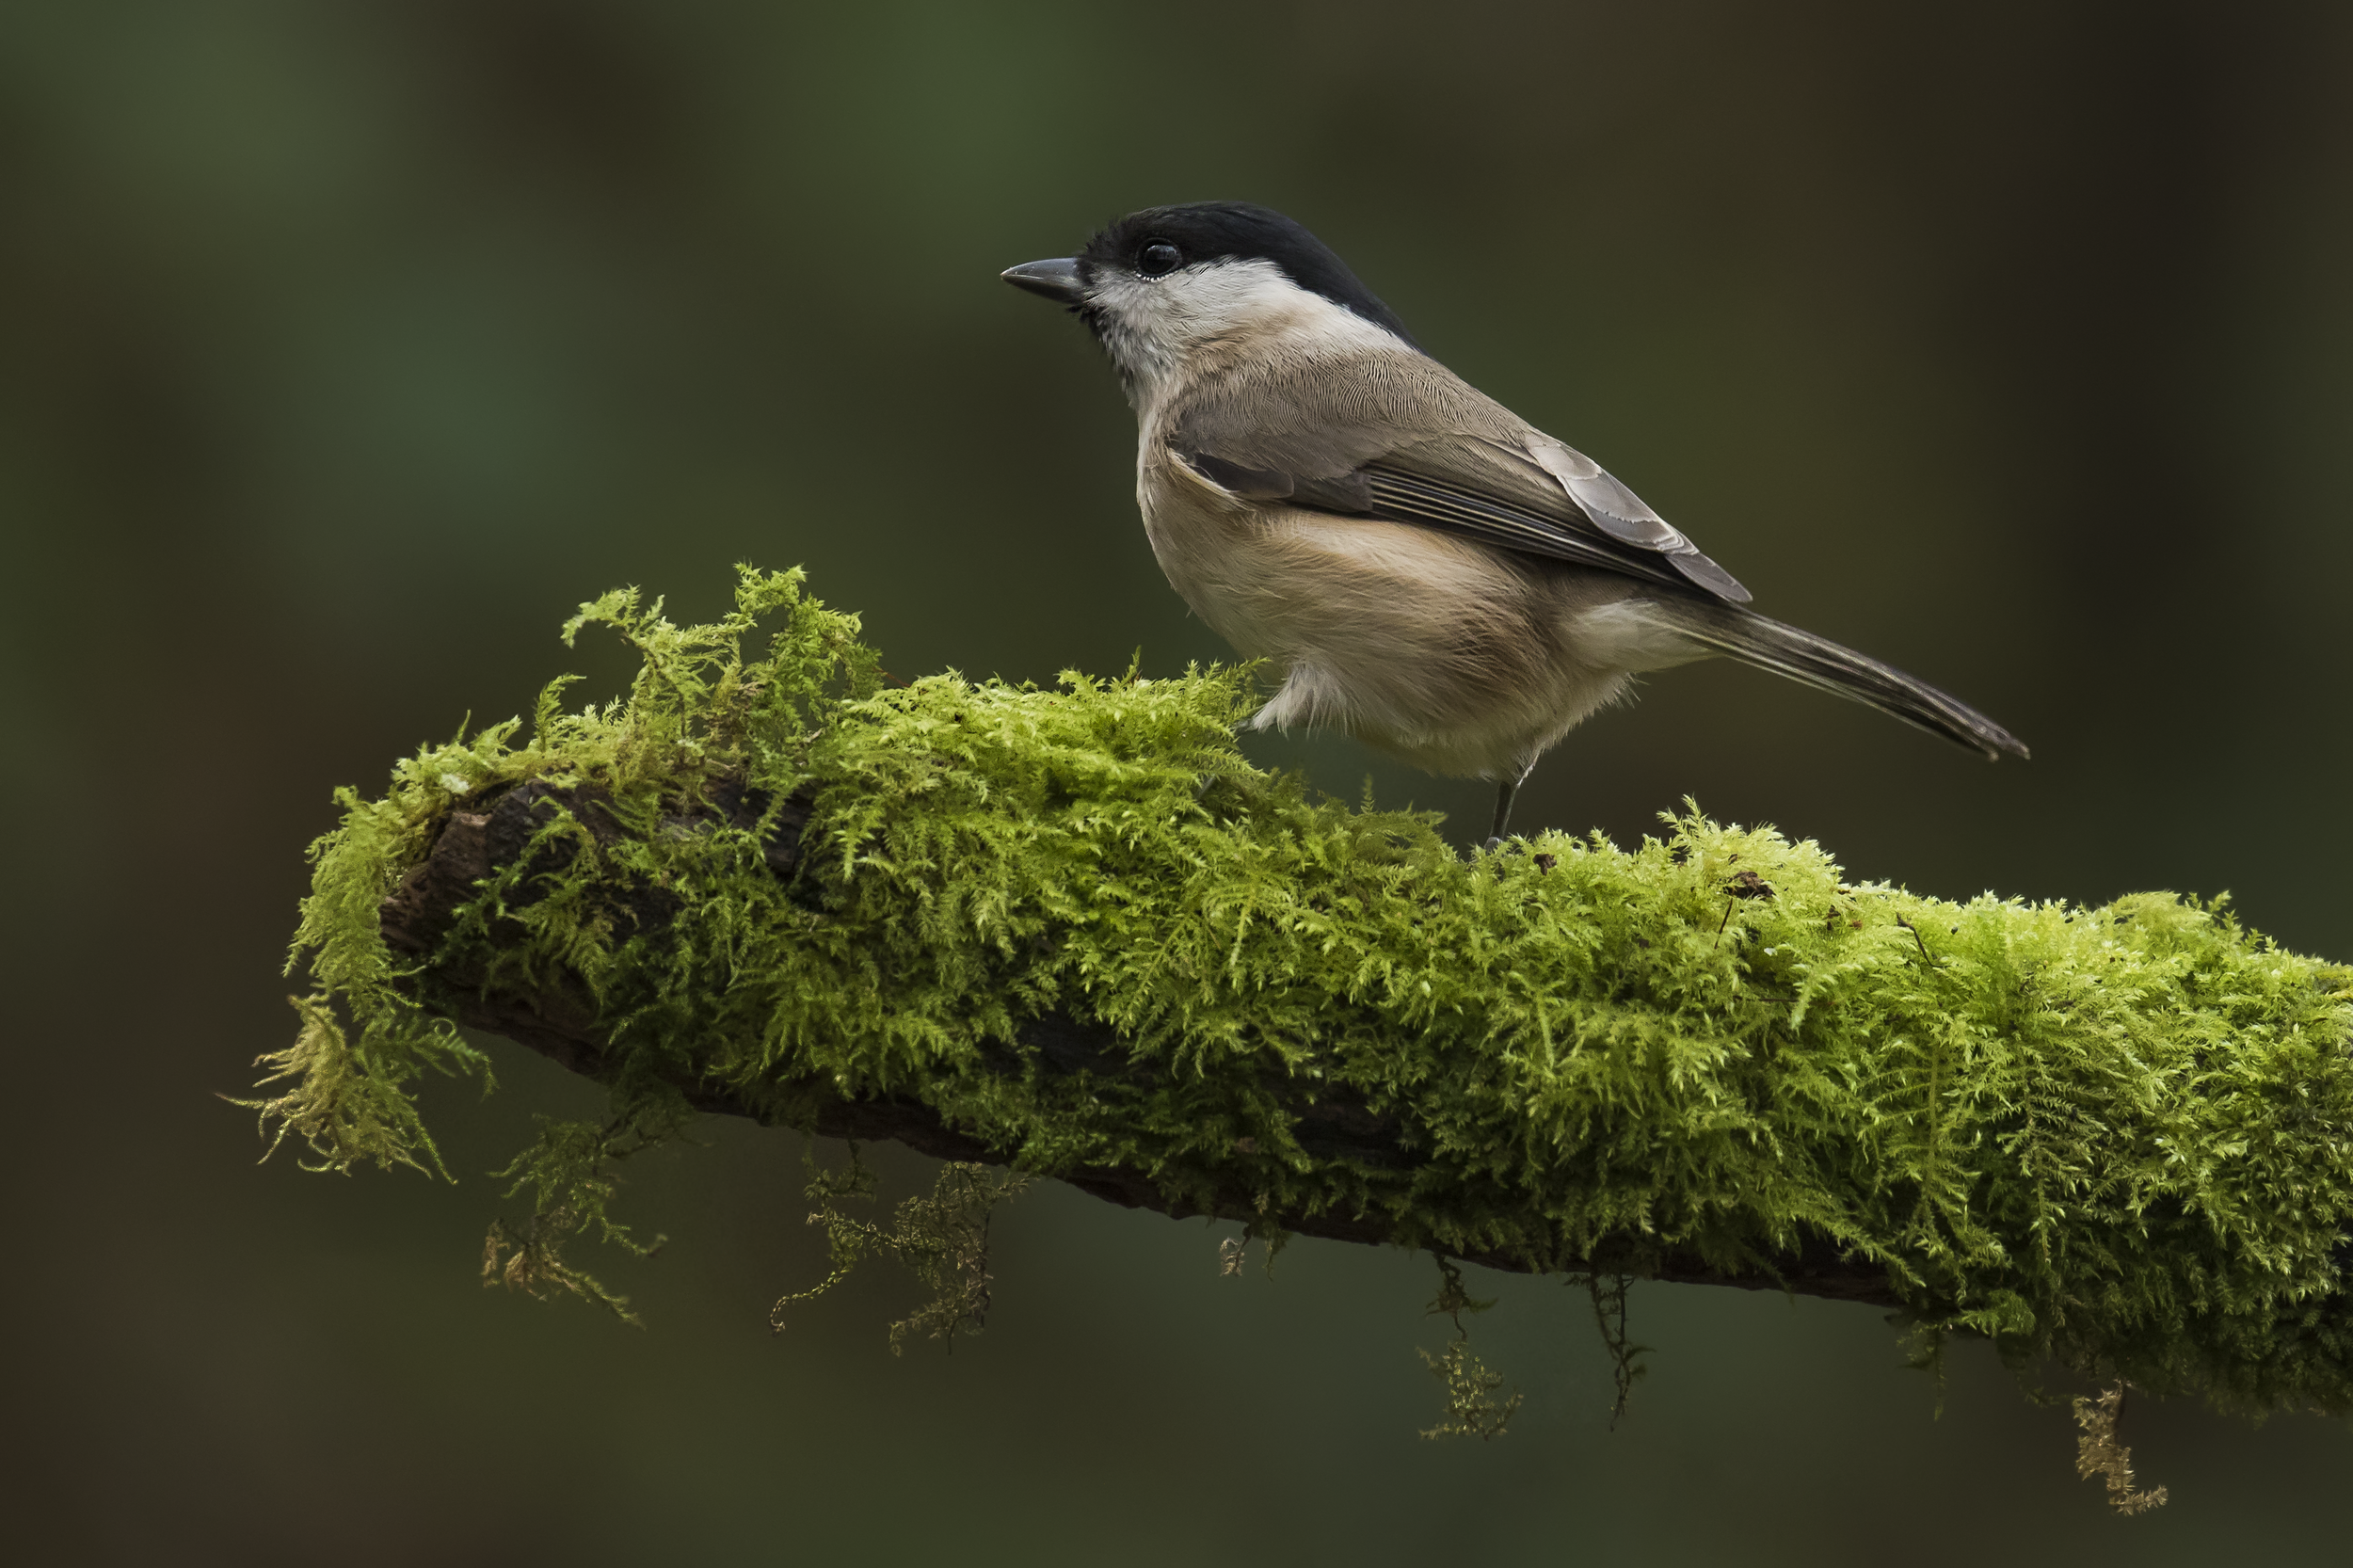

[1093,258,1405,409]
[1149,259,1295,332]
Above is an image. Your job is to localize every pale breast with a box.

[1136,444,1702,777]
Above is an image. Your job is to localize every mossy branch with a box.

[255,565,2353,1423]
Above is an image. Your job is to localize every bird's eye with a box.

[1137,241,1182,278]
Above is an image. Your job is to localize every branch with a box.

[376,776,1895,1305]
[251,566,2353,1420]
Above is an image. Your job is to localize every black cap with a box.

[1080,202,1417,348]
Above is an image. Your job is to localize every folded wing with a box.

[1170,352,1750,602]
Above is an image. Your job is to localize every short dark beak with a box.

[1001,257,1086,304]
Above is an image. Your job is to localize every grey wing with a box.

[1171,354,1751,603]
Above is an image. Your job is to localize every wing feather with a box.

[1170,352,1750,602]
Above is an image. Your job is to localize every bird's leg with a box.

[1481,762,1542,853]
[1486,776,1519,845]
[1488,779,1517,841]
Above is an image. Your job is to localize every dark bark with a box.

[379,779,1898,1308]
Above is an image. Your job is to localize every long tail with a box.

[1641,596,2028,761]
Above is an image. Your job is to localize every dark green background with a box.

[6,2,2350,1560]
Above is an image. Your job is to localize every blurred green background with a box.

[5,1,2350,1560]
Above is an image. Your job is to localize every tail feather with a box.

[1641,597,2028,761]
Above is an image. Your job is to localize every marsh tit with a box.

[1003,202,2025,840]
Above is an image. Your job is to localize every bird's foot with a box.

[1466,834,1527,861]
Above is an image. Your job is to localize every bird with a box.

[1001,201,2025,842]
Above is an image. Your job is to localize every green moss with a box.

[479,1095,690,1324]
[262,565,2353,1416]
